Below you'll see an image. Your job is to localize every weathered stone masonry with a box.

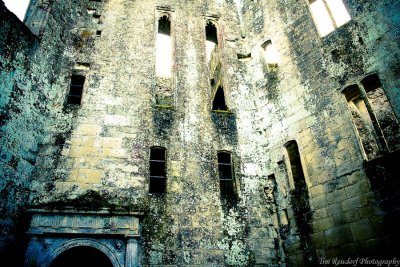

[0,0,399,266]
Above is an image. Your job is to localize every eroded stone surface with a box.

[1,0,400,266]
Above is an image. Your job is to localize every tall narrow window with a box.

[205,21,218,63]
[285,141,306,189]
[285,140,315,264]
[218,151,235,196]
[309,0,351,37]
[149,147,166,193]
[343,74,400,160]
[155,13,174,106]
[262,40,279,66]
[67,75,85,105]
[361,75,400,152]
[156,15,172,78]
[343,85,384,160]
[212,86,228,111]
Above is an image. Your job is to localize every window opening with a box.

[149,147,166,193]
[361,75,400,152]
[262,40,279,66]
[343,84,384,159]
[343,74,400,159]
[212,86,228,111]
[205,21,218,62]
[237,53,252,62]
[218,152,235,196]
[156,15,172,78]
[285,141,306,189]
[309,0,351,37]
[67,75,85,105]
[285,140,315,264]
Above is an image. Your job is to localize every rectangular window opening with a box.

[149,147,167,193]
[67,75,85,105]
[309,0,351,37]
[285,141,306,189]
[218,152,235,196]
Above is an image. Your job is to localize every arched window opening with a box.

[205,21,218,62]
[261,40,279,66]
[361,75,400,150]
[343,84,384,160]
[212,86,228,111]
[50,246,112,267]
[343,74,400,159]
[149,147,167,193]
[309,0,351,37]
[217,151,235,196]
[156,15,172,78]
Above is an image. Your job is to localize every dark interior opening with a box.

[158,15,171,35]
[49,246,112,267]
[67,75,85,105]
[342,84,361,101]
[206,22,218,44]
[218,152,235,196]
[149,147,166,193]
[361,73,382,93]
[212,86,228,111]
[286,141,306,188]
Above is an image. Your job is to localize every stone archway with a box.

[49,245,113,267]
[24,210,141,267]
[44,238,122,267]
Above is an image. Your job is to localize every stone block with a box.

[326,189,347,204]
[310,184,325,197]
[341,195,368,212]
[76,124,102,136]
[311,231,326,248]
[324,225,353,248]
[314,216,335,231]
[326,203,342,216]
[170,161,181,177]
[350,219,376,241]
[102,148,127,158]
[99,137,122,148]
[69,146,95,158]
[345,180,371,199]
[77,168,103,183]
[310,194,327,209]
[313,208,328,220]
[104,115,130,126]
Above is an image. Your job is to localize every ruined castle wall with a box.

[27,0,286,265]
[236,0,400,264]
[1,0,399,265]
[0,2,38,261]
[0,0,96,265]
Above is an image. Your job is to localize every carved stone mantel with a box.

[24,209,143,267]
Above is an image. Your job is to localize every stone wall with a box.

[237,0,400,264]
[1,0,399,266]
[0,0,94,265]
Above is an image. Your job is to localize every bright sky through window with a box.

[4,0,30,21]
[326,0,351,27]
[156,33,172,77]
[206,41,216,63]
[309,0,351,37]
[264,42,279,65]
